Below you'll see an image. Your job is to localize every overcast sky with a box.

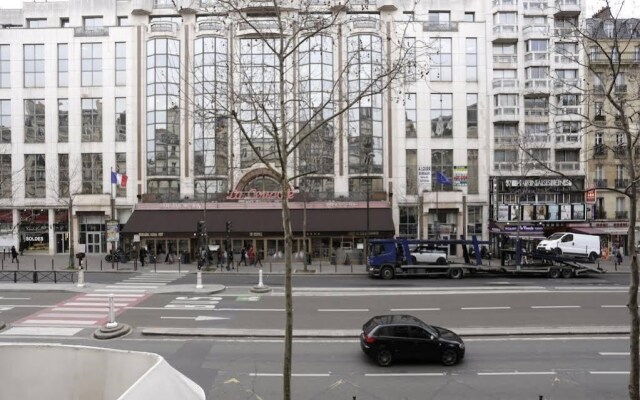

[0,0,637,17]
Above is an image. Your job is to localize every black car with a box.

[360,314,465,367]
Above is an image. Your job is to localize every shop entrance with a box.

[86,232,101,253]
[56,232,68,253]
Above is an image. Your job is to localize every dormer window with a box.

[83,16,103,31]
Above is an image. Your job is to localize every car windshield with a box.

[547,233,564,240]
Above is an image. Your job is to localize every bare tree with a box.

[170,1,424,398]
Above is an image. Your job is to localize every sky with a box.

[0,0,638,16]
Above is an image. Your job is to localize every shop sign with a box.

[503,225,544,233]
[21,224,48,233]
[140,232,164,237]
[106,220,119,243]
[226,190,294,201]
[249,232,263,237]
[24,235,45,242]
[453,166,468,187]
[585,189,596,203]
[506,178,572,187]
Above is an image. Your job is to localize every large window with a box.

[83,16,103,31]
[431,38,452,81]
[399,205,418,239]
[406,149,417,195]
[115,98,126,142]
[347,34,382,174]
[0,99,10,143]
[25,154,46,198]
[81,43,102,86]
[193,36,227,179]
[81,153,102,194]
[146,38,180,186]
[24,44,44,88]
[115,42,126,86]
[431,93,453,138]
[467,94,478,138]
[115,152,126,197]
[298,35,334,176]
[405,93,416,138]
[58,99,68,143]
[466,38,477,82]
[467,149,478,194]
[0,45,9,88]
[58,153,69,197]
[431,149,453,191]
[24,99,45,143]
[81,98,102,142]
[0,155,11,198]
[58,43,68,87]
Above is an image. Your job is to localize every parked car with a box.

[409,245,448,265]
[536,232,600,261]
[360,314,465,367]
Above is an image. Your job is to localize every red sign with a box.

[585,189,596,203]
[226,189,294,201]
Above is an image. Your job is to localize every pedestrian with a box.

[198,247,207,270]
[239,247,247,266]
[227,248,234,270]
[10,245,18,263]
[254,250,263,267]
[615,247,623,266]
[217,248,223,268]
[139,247,146,267]
[248,246,255,266]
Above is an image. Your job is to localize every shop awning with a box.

[569,227,629,235]
[121,208,395,236]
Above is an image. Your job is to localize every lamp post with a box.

[364,152,375,261]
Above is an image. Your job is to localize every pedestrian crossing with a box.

[13,272,183,328]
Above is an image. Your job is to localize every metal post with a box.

[196,270,203,289]
[106,294,117,329]
[365,152,375,261]
[257,269,265,288]
[77,269,85,288]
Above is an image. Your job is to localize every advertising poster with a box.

[509,205,520,221]
[418,165,432,190]
[560,204,572,220]
[453,166,468,187]
[548,204,559,220]
[106,220,120,243]
[536,204,547,220]
[522,205,534,221]
[572,203,585,220]
[498,205,509,221]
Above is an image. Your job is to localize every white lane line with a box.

[478,371,556,376]
[52,307,118,312]
[599,352,630,356]
[64,302,129,307]
[317,309,369,312]
[531,305,581,309]
[390,308,441,311]
[601,305,626,308]
[365,373,445,377]
[116,282,166,286]
[106,285,158,289]
[461,306,511,310]
[589,371,629,375]
[87,293,145,297]
[39,313,106,318]
[95,289,148,293]
[0,327,83,336]
[21,320,97,325]
[249,373,331,377]
[0,297,31,300]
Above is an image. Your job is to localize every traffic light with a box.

[197,220,205,235]
[226,220,232,233]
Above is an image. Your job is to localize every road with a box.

[0,272,635,399]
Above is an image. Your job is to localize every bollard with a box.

[105,294,117,329]
[77,269,85,288]
[1,257,3,270]
[100,259,103,271]
[154,259,157,273]
[335,262,337,273]
[51,259,54,271]
[350,262,353,273]
[16,258,19,271]
[269,262,272,273]
[196,270,203,289]
[178,259,181,274]
[34,258,36,271]
[134,258,137,271]
[257,269,265,288]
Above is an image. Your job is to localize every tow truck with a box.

[367,237,605,280]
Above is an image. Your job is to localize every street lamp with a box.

[364,152,375,262]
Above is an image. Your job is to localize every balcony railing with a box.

[423,21,458,32]
[556,133,581,145]
[615,178,629,189]
[74,27,109,37]
[524,52,549,62]
[493,54,518,63]
[555,161,580,171]
[615,211,629,219]
[614,145,628,157]
[615,84,628,94]
[594,210,607,219]
[492,78,519,90]
[524,107,549,117]
[592,179,608,188]
[593,144,608,157]
[523,0,548,11]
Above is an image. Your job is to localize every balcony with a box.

[556,105,580,116]
[493,0,518,11]
[494,136,519,145]
[132,0,153,15]
[593,144,608,158]
[615,178,629,189]
[350,17,382,32]
[493,54,518,65]
[553,79,580,93]
[524,79,550,94]
[523,25,549,39]
[555,161,580,171]
[523,0,548,13]
[238,0,299,11]
[524,107,549,122]
[238,19,285,35]
[493,25,518,42]
[494,162,518,172]
[555,0,581,16]
[593,115,606,124]
[423,21,458,32]
[614,145,628,158]
[554,54,578,65]
[494,106,520,122]
[594,210,607,219]
[555,133,581,147]
[148,21,178,36]
[492,78,520,92]
[615,84,628,94]
[592,178,608,188]
[554,27,577,38]
[196,19,225,35]
[615,211,629,219]
[524,52,549,66]
[74,27,109,37]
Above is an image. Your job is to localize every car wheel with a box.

[561,268,574,279]
[376,348,393,367]
[555,248,562,256]
[411,256,417,264]
[441,349,458,366]
[381,266,394,280]
[548,268,561,279]
[448,267,464,279]
[437,257,447,265]
[588,252,597,262]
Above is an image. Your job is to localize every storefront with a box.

[121,202,395,263]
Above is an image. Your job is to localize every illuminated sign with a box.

[226,189,295,201]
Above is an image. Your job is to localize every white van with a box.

[536,232,600,261]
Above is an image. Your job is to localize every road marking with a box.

[52,307,116,312]
[39,313,106,318]
[86,293,145,297]
[21,319,97,325]
[0,306,13,311]
[164,304,216,310]
[601,305,626,308]
[365,373,445,377]
[107,285,159,289]
[589,371,629,375]
[531,305,580,309]
[0,297,30,300]
[64,302,129,306]
[390,308,441,311]
[0,327,83,336]
[599,352,630,356]
[318,309,369,312]
[478,371,556,376]
[161,316,229,321]
[461,306,511,310]
[249,373,331,377]
[95,288,148,293]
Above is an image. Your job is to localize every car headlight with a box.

[459,342,465,349]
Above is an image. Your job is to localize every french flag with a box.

[111,171,128,188]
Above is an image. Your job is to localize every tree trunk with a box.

[629,191,639,400]
[281,181,293,400]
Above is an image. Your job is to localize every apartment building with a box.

[0,0,491,260]
[487,0,588,247]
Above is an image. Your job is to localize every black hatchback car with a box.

[360,314,465,367]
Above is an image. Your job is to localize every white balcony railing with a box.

[555,161,580,171]
[493,54,518,63]
[492,78,519,90]
[525,52,549,62]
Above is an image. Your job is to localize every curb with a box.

[141,325,631,338]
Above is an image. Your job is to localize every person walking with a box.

[239,247,247,266]
[139,247,146,267]
[227,248,234,270]
[10,245,18,263]
[254,249,263,267]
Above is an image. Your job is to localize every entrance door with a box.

[86,232,101,253]
[56,233,68,253]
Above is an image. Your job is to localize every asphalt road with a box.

[0,335,630,400]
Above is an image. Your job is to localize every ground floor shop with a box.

[121,203,395,264]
